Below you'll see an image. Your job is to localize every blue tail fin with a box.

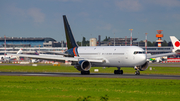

[35,50,39,55]
[63,15,78,49]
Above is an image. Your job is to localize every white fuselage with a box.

[0,49,22,61]
[77,46,147,67]
[0,55,17,60]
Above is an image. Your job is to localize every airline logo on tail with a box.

[35,51,39,55]
[175,41,180,47]
[170,36,180,53]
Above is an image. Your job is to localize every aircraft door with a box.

[125,50,129,60]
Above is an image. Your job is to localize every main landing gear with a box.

[135,70,140,75]
[81,71,90,75]
[114,67,123,74]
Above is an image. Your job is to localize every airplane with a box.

[0,49,22,61]
[8,15,180,75]
[170,36,180,53]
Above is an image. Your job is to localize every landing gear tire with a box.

[121,70,123,74]
[114,70,123,74]
[81,71,90,75]
[135,71,140,75]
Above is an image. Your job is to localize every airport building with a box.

[0,37,66,48]
[100,37,140,46]
[141,47,172,54]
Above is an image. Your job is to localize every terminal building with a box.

[0,37,66,48]
[100,37,142,46]
[0,36,67,55]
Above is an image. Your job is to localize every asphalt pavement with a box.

[0,72,180,79]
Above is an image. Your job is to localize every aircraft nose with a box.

[138,54,147,64]
[142,54,147,62]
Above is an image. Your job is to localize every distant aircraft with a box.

[9,15,180,75]
[0,49,22,61]
[170,36,180,53]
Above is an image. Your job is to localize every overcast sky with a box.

[0,0,180,42]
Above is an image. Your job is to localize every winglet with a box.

[170,36,180,53]
[63,15,78,49]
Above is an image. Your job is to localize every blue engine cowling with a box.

[74,60,91,71]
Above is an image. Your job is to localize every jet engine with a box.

[134,61,149,71]
[74,60,91,71]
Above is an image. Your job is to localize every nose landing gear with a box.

[134,66,141,75]
[135,70,140,75]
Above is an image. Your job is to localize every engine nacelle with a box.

[134,61,149,71]
[74,60,91,71]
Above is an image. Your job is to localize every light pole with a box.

[114,33,115,46]
[81,34,82,46]
[145,33,148,54]
[125,36,127,46]
[129,29,133,46]
[4,35,6,56]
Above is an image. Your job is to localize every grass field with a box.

[0,64,180,101]
[0,76,180,101]
[0,63,180,75]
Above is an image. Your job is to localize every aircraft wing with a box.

[147,52,176,59]
[42,51,68,56]
[8,54,105,63]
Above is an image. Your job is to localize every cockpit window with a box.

[134,51,145,54]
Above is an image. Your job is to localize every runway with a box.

[0,72,180,79]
